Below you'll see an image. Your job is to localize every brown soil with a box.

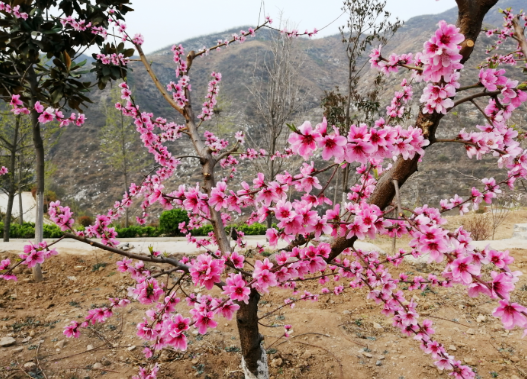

[1,246,527,379]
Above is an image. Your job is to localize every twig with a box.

[392,179,402,217]
[426,315,472,328]
[36,343,49,379]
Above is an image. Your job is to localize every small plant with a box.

[490,372,498,378]
[78,215,93,227]
[354,318,363,327]
[69,301,81,307]
[92,262,107,271]
[225,346,240,352]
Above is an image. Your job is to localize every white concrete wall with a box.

[0,191,37,223]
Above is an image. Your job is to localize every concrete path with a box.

[0,236,385,257]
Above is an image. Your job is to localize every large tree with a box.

[0,0,133,280]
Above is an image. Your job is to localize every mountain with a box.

[48,0,526,221]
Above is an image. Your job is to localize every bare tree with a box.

[247,23,302,178]
[335,0,402,207]
[246,22,304,226]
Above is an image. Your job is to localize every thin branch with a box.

[453,90,500,107]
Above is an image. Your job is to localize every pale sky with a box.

[118,0,457,54]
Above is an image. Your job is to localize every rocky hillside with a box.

[48,0,527,221]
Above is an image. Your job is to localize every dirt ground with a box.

[0,211,527,379]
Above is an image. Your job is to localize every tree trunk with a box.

[237,290,268,379]
[3,117,18,242]
[18,157,23,225]
[3,192,14,242]
[29,67,44,282]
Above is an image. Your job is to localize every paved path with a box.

[0,236,384,257]
[0,236,523,260]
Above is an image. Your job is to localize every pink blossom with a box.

[492,300,527,329]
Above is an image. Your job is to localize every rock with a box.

[29,330,35,337]
[376,360,382,366]
[448,345,457,351]
[463,357,474,365]
[102,359,112,366]
[0,337,16,347]
[271,358,283,367]
[93,362,103,369]
[511,375,520,379]
[22,337,32,343]
[67,276,77,281]
[302,350,313,359]
[363,352,373,358]
[373,322,383,329]
[466,328,475,335]
[55,340,66,349]
[510,356,520,362]
[23,362,36,371]
[476,315,486,323]
[87,344,94,351]
[127,345,136,351]
[342,310,351,315]
[191,358,199,364]
[74,266,85,271]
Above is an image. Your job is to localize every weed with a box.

[92,262,107,271]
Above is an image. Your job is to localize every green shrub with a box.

[114,225,162,238]
[78,215,93,227]
[190,224,214,236]
[160,209,189,236]
[43,224,64,238]
[189,222,271,236]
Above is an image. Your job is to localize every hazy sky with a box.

[119,0,457,54]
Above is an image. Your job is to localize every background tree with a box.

[0,111,31,240]
[335,0,401,207]
[100,84,151,227]
[0,0,134,280]
[247,22,304,226]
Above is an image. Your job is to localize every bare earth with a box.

[0,210,526,379]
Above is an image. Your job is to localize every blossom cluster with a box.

[9,95,86,127]
[0,2,28,20]
[7,16,527,379]
[198,72,222,121]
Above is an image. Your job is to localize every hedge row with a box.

[0,222,64,239]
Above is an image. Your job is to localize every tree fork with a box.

[327,0,499,262]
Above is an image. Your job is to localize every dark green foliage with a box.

[0,0,133,110]
[114,225,161,238]
[78,215,93,227]
[190,223,271,236]
[0,222,63,238]
[159,209,189,236]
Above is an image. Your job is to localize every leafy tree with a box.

[0,0,133,280]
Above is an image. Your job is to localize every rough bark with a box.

[18,157,23,225]
[327,0,499,261]
[3,116,18,242]
[512,15,527,61]
[238,290,268,379]
[29,67,43,282]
